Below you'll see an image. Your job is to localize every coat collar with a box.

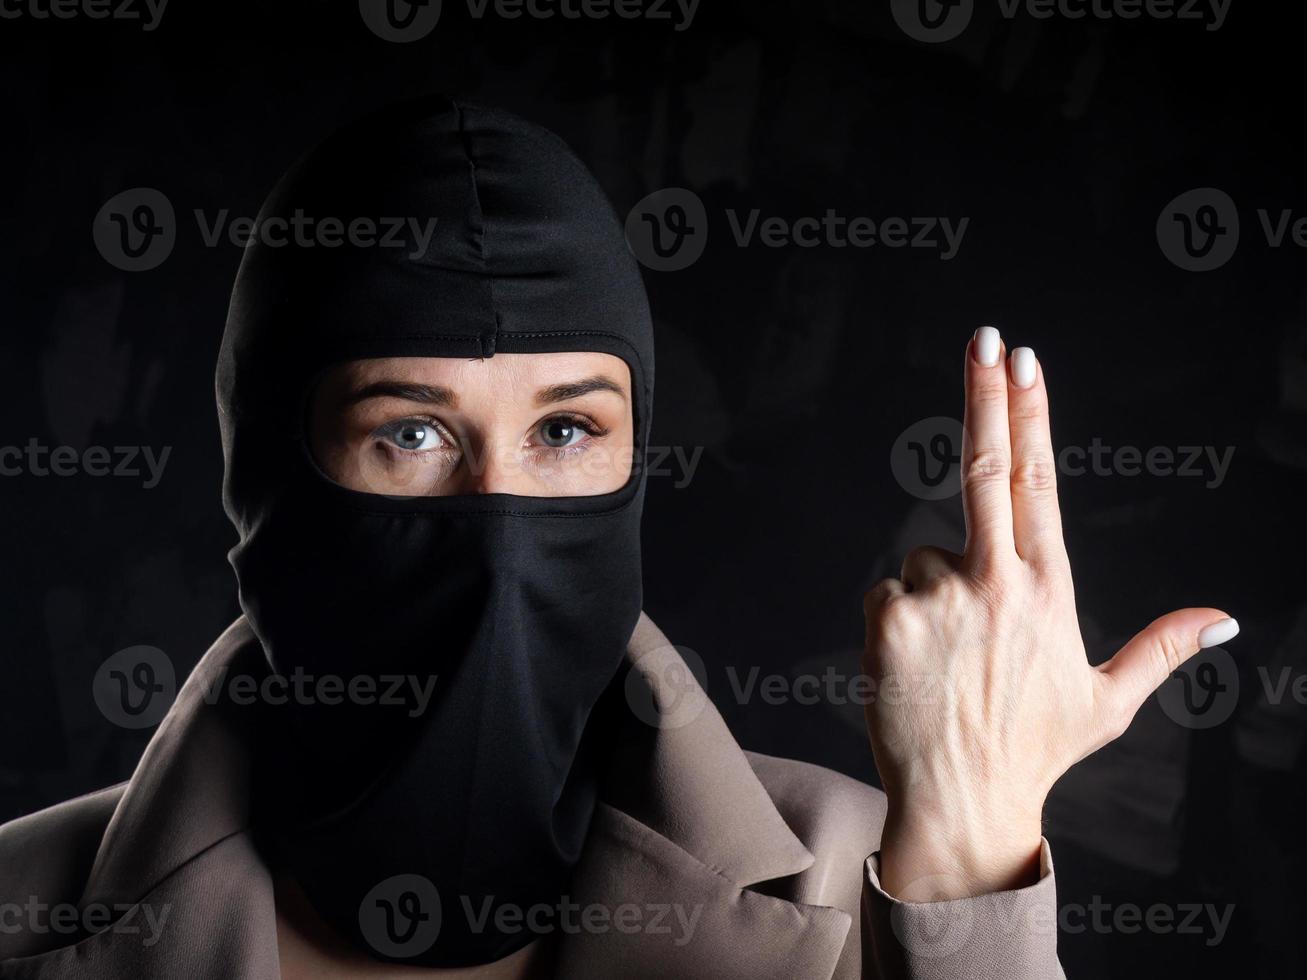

[74,614,850,978]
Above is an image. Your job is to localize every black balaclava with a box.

[216,96,653,967]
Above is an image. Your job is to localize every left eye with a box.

[379,420,443,452]
[538,418,585,448]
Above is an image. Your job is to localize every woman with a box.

[0,97,1237,979]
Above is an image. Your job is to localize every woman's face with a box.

[309,352,635,497]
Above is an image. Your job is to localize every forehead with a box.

[325,352,632,393]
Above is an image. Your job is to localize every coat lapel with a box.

[555,615,852,979]
[8,619,280,979]
[52,614,849,979]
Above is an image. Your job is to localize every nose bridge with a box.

[466,428,521,495]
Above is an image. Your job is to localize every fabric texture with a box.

[0,615,1065,978]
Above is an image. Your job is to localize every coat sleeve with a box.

[860,839,1066,979]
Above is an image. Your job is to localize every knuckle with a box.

[869,592,916,638]
[964,448,1010,483]
[1011,455,1058,494]
[901,545,937,572]
[863,580,901,620]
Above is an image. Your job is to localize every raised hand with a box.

[863,326,1239,900]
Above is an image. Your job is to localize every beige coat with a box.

[0,615,1064,978]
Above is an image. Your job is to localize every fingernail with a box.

[1198,617,1239,649]
[974,326,1001,367]
[1010,347,1037,388]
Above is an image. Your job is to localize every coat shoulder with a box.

[0,784,124,913]
[745,751,886,868]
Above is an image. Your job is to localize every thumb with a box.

[1098,608,1239,720]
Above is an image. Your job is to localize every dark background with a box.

[1,1,1303,976]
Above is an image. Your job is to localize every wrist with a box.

[878,793,1044,901]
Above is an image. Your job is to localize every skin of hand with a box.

[863,327,1239,901]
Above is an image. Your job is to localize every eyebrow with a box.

[339,374,626,410]
[534,375,627,406]
[342,381,458,408]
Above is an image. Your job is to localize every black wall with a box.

[1,2,1302,976]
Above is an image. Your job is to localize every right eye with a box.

[376,419,446,453]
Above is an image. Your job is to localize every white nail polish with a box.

[975,326,1001,367]
[1011,347,1037,388]
[1198,618,1239,649]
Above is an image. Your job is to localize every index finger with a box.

[962,326,1015,565]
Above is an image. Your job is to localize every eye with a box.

[377,419,446,452]
[537,417,587,449]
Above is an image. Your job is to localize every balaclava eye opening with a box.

[216,95,653,967]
